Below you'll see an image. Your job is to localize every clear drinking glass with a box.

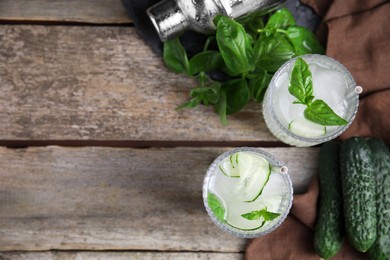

[262,54,361,147]
[203,147,293,238]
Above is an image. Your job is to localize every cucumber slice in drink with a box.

[218,151,271,201]
[289,117,326,138]
[226,196,283,230]
[219,154,240,177]
[230,153,239,169]
[234,152,271,202]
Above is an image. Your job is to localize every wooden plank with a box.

[0,0,132,24]
[0,252,244,260]
[0,25,276,142]
[0,146,318,251]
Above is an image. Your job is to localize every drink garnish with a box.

[288,57,348,126]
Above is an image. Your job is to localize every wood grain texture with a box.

[0,252,243,260]
[0,146,318,251]
[0,0,132,24]
[0,25,276,142]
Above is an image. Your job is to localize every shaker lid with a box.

[147,0,189,42]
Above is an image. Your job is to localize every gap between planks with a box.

[0,251,244,260]
[0,140,290,149]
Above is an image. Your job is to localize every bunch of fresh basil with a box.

[163,8,324,125]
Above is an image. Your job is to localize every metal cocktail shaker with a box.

[147,0,286,42]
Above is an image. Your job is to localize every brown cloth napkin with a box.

[246,1,390,259]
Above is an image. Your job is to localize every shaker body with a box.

[147,0,222,42]
[147,0,286,42]
[221,0,285,19]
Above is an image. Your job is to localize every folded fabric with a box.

[310,0,390,96]
[340,89,390,145]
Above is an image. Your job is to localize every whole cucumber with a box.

[367,138,390,260]
[340,137,376,252]
[314,140,344,259]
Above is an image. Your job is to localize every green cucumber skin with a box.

[367,139,390,260]
[340,137,377,252]
[314,140,344,259]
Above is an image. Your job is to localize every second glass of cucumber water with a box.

[203,147,293,238]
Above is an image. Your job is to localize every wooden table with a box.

[0,1,319,259]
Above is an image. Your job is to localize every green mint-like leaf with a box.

[215,15,254,75]
[265,8,296,30]
[241,207,281,221]
[177,82,221,110]
[176,97,201,110]
[221,78,250,115]
[189,51,223,75]
[243,16,264,41]
[191,82,221,105]
[304,100,348,126]
[214,90,228,125]
[254,33,295,73]
[248,69,271,102]
[163,38,190,75]
[207,192,226,222]
[288,57,314,105]
[286,26,325,55]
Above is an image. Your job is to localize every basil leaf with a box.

[190,82,221,105]
[248,69,271,102]
[176,96,201,110]
[214,90,228,125]
[189,51,223,75]
[215,15,254,75]
[286,26,325,55]
[254,34,295,72]
[288,57,314,105]
[304,99,348,126]
[262,27,276,37]
[265,8,296,29]
[243,17,264,41]
[241,208,281,221]
[163,38,190,75]
[177,82,221,110]
[222,78,250,115]
[207,192,226,222]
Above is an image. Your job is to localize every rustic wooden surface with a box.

[0,0,320,258]
[0,0,132,24]
[0,147,318,252]
[0,25,276,143]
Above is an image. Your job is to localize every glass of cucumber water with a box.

[203,147,293,238]
[263,54,362,147]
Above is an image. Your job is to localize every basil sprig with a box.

[288,58,348,126]
[241,207,280,227]
[163,8,324,125]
